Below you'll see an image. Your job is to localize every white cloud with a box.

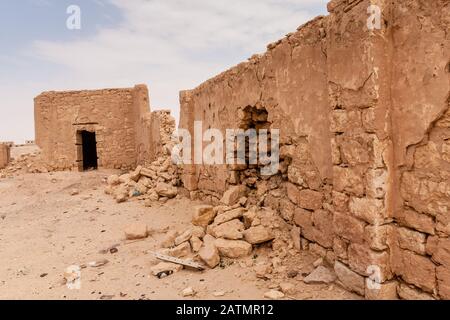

[2,0,328,142]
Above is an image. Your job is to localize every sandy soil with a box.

[0,170,360,300]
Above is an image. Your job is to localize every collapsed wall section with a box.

[179,0,450,299]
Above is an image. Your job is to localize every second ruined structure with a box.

[34,84,173,171]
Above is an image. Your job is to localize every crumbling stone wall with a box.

[0,144,10,169]
[179,0,450,299]
[35,84,164,171]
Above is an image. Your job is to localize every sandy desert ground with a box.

[0,164,359,300]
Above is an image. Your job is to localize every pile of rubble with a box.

[150,185,296,273]
[0,150,48,178]
[105,158,181,205]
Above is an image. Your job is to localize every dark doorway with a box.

[81,131,98,170]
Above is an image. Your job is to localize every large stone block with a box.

[396,227,427,256]
[333,166,365,197]
[334,261,365,296]
[349,197,386,225]
[396,209,435,235]
[348,244,392,281]
[366,281,398,300]
[437,266,450,300]
[333,212,366,244]
[365,225,390,251]
[287,183,324,210]
[393,249,437,293]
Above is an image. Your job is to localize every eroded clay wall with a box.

[180,0,450,299]
[0,144,10,169]
[35,85,146,170]
[389,0,450,300]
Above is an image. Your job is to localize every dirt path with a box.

[0,171,359,300]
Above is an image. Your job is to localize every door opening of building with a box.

[80,131,98,171]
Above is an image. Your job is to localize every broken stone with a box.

[161,230,178,248]
[88,259,109,268]
[124,223,148,240]
[208,219,245,240]
[164,242,192,258]
[214,208,245,225]
[254,264,272,279]
[150,262,183,277]
[243,226,275,244]
[190,236,203,253]
[303,266,337,284]
[192,205,216,227]
[155,182,178,199]
[214,238,252,259]
[114,186,129,203]
[264,290,285,300]
[220,185,249,206]
[181,287,196,297]
[191,226,206,239]
[107,175,120,186]
[199,240,220,269]
[175,229,193,246]
[280,282,297,295]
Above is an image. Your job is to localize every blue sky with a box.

[0,0,328,143]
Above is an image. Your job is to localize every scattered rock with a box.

[70,189,79,196]
[175,229,193,246]
[213,291,226,297]
[214,238,252,259]
[190,236,203,253]
[303,266,337,284]
[191,226,206,239]
[150,262,183,277]
[254,264,272,279]
[155,182,178,199]
[220,185,249,206]
[264,290,285,300]
[280,282,297,295]
[124,223,148,240]
[199,240,220,268]
[243,226,275,244]
[181,287,196,297]
[107,175,120,186]
[214,208,245,225]
[192,205,216,227]
[208,219,245,240]
[164,242,192,258]
[88,259,109,268]
[161,230,178,248]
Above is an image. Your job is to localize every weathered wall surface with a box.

[390,0,450,300]
[35,84,164,171]
[0,144,10,169]
[179,0,450,299]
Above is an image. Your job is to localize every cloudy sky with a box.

[0,0,327,143]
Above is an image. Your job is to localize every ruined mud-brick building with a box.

[179,0,450,299]
[0,144,10,169]
[35,84,170,171]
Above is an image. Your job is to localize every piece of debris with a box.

[124,223,148,240]
[151,252,205,271]
[280,282,297,295]
[150,262,183,278]
[264,290,285,300]
[213,291,226,297]
[88,259,109,268]
[303,266,337,285]
[181,287,196,297]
